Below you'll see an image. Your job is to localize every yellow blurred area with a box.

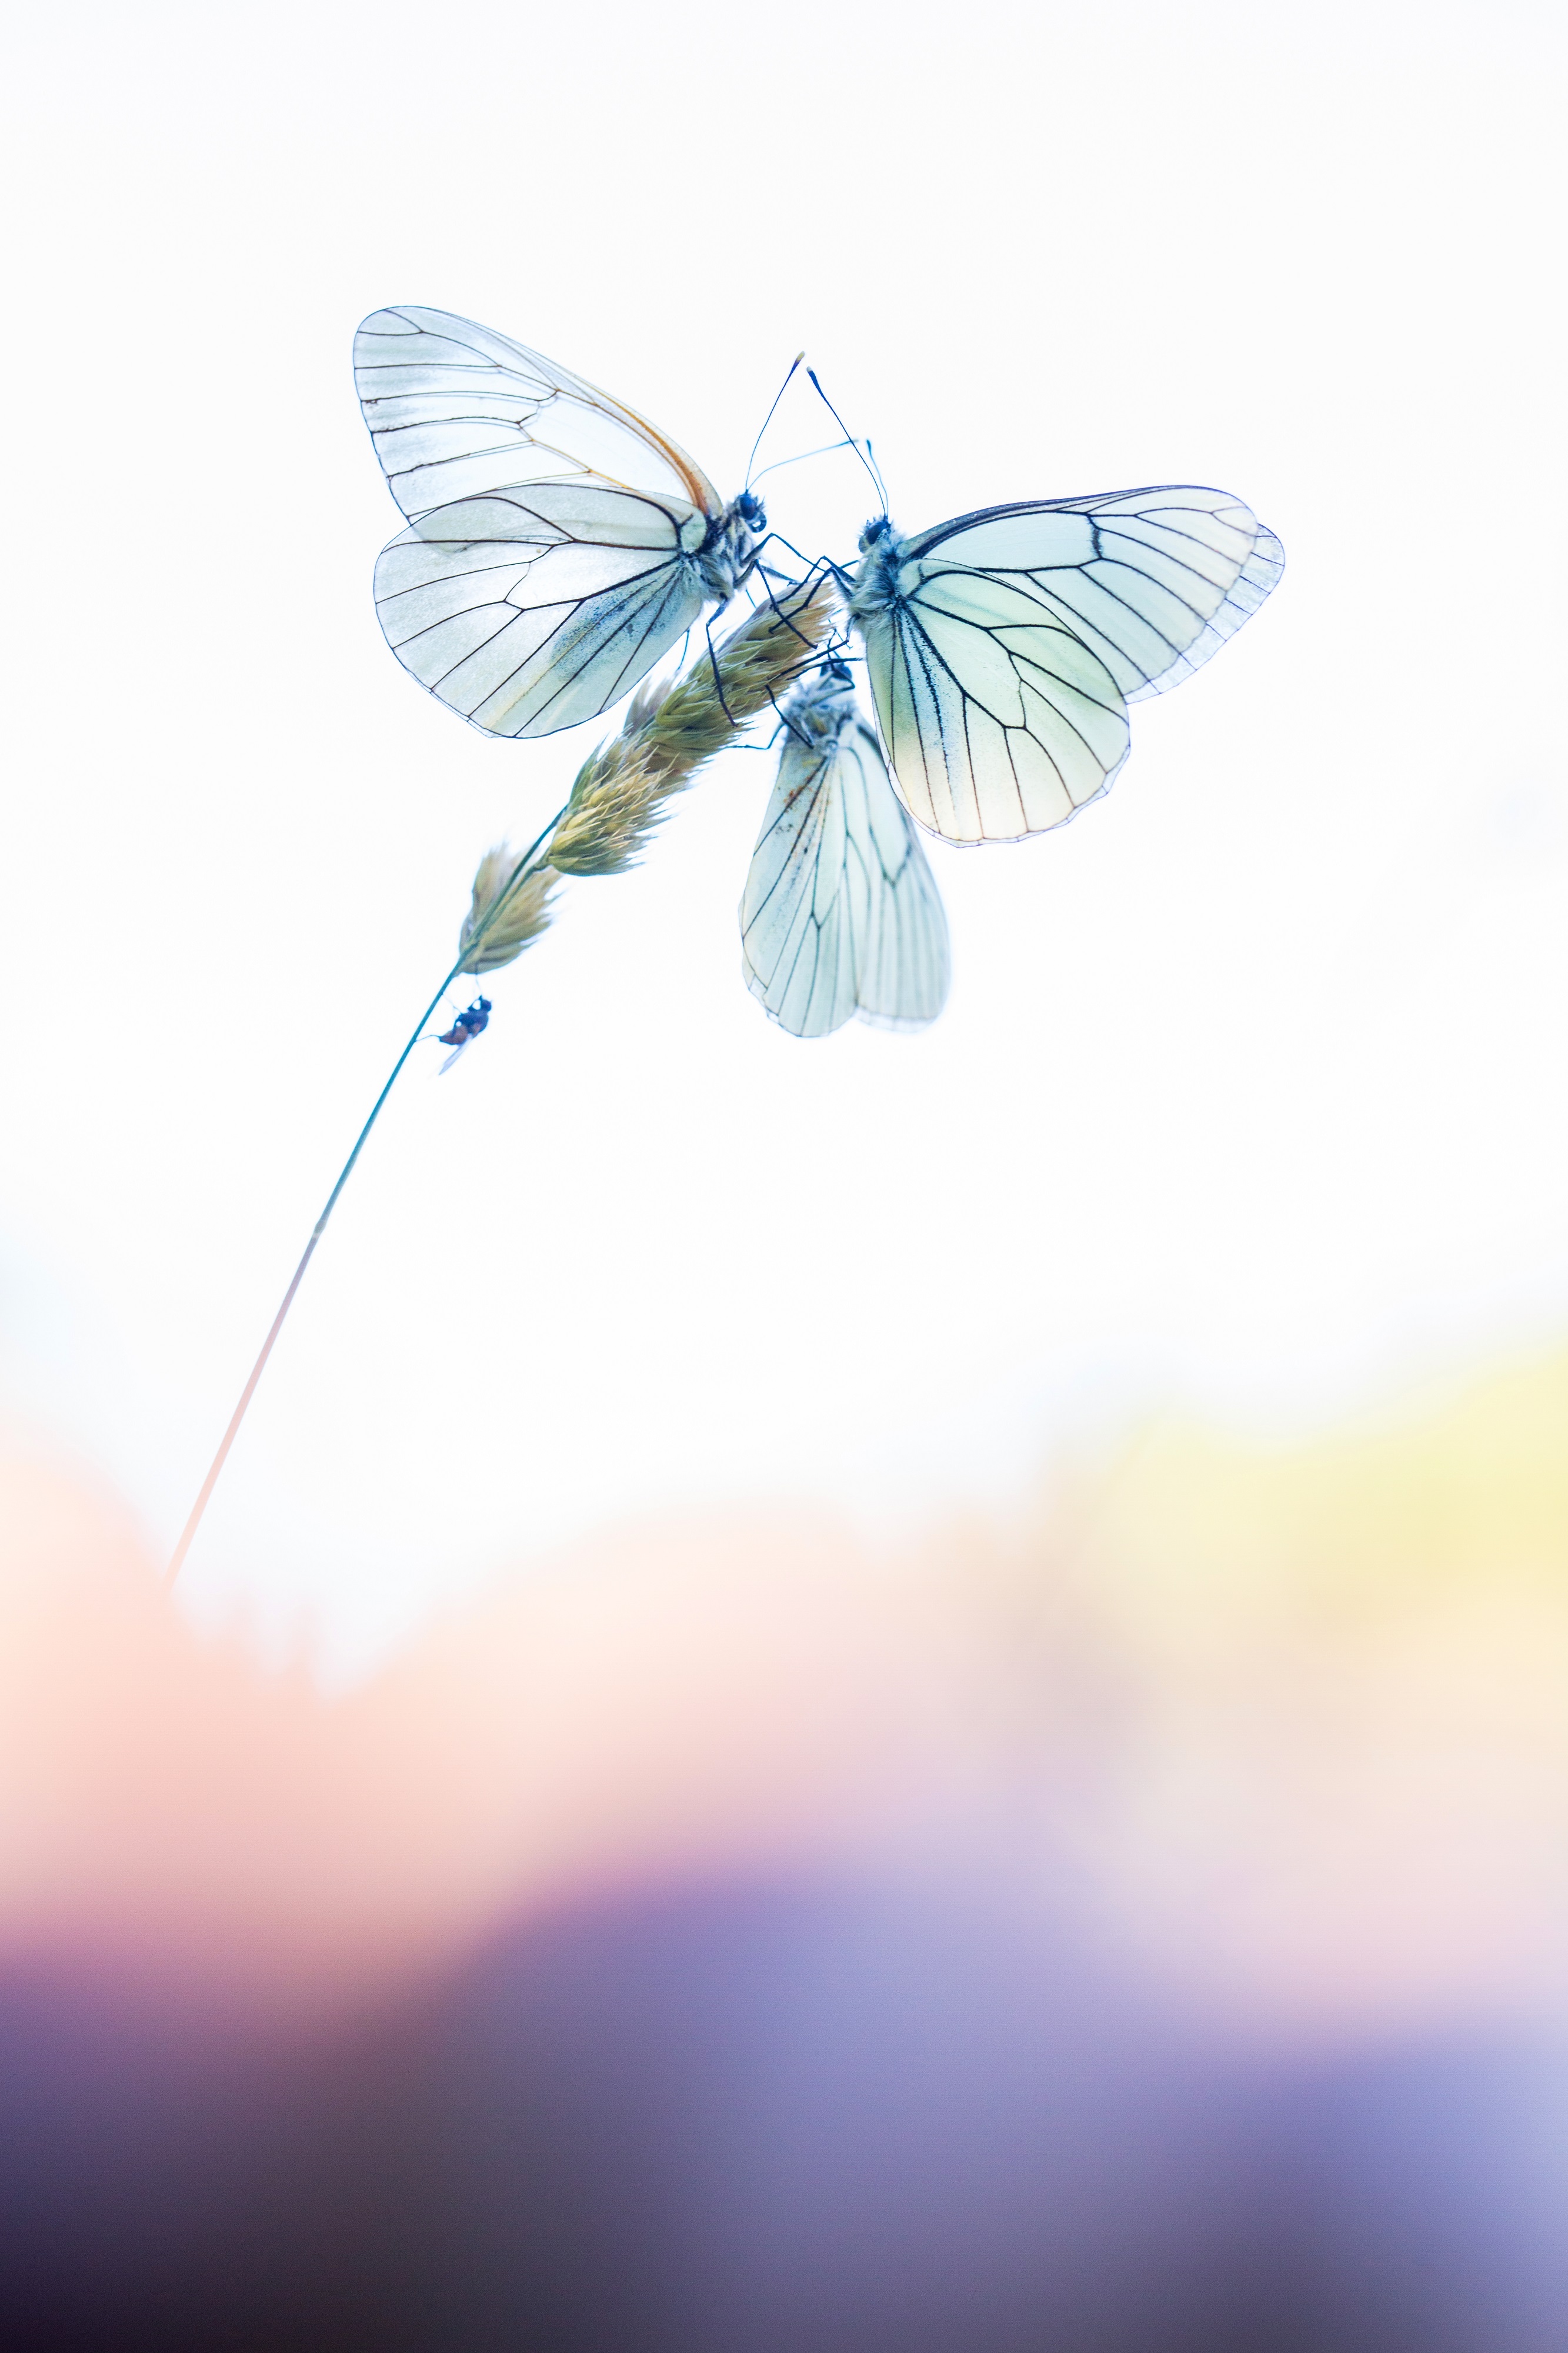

[1033,1348,1568,2029]
[4,1342,1567,2041]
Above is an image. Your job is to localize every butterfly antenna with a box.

[863,435,890,513]
[806,370,886,514]
[749,435,867,489]
[744,351,805,492]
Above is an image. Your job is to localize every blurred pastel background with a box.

[3,0,1568,2344]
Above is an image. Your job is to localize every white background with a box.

[2,1,1564,1675]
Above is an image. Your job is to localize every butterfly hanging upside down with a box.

[355,307,777,741]
[740,660,950,1039]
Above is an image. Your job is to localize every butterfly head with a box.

[696,492,768,601]
[858,515,894,553]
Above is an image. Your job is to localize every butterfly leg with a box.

[759,544,858,604]
[759,678,816,747]
[749,546,843,656]
[703,610,739,726]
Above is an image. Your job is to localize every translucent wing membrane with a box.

[374,482,708,738]
[742,684,950,1039]
[853,486,1282,844]
[356,306,762,738]
[861,588,1130,845]
[354,306,720,519]
[909,488,1284,704]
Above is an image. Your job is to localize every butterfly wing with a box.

[373,479,709,738]
[908,487,1283,704]
[858,488,1280,844]
[357,308,728,738]
[355,305,722,520]
[742,717,950,1038]
[858,564,1131,845]
[840,721,952,1032]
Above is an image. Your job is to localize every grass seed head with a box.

[458,847,558,974]
[548,576,839,878]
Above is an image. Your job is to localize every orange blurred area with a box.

[5,1342,1568,2032]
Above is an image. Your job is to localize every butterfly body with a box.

[842,514,905,616]
[694,490,768,602]
[781,659,859,753]
[356,308,770,740]
[845,489,1283,845]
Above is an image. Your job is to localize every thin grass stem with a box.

[165,815,564,1587]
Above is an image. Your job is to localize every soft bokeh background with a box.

[4,0,1566,1671]
[6,1350,1568,2342]
[4,2,1568,2341]
[9,1345,1568,2029]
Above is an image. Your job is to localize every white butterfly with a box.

[740,662,950,1038]
[355,306,770,739]
[845,487,1284,842]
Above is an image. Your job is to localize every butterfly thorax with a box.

[780,663,857,751]
[694,491,766,602]
[846,516,909,625]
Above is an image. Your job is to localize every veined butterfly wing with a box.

[356,307,757,738]
[907,488,1284,704]
[850,486,1282,844]
[741,673,950,1038]
[354,305,722,518]
[855,562,1129,845]
[372,482,710,739]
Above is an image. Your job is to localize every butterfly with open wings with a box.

[843,483,1284,845]
[355,306,778,740]
[735,465,1282,1034]
[729,358,1283,1035]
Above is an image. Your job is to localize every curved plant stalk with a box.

[165,577,836,1587]
[164,821,561,1587]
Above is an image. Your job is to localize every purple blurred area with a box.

[4,1875,1566,2352]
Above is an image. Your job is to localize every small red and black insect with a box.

[436,996,492,1072]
